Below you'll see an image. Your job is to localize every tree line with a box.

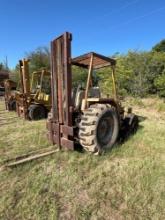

[98,50,165,98]
[7,39,165,98]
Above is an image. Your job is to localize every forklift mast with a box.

[16,59,31,119]
[19,59,30,96]
[48,32,74,149]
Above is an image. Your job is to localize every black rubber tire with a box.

[9,100,16,111]
[79,104,119,153]
[127,114,139,134]
[28,104,46,120]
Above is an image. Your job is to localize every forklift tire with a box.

[124,113,139,135]
[79,104,119,153]
[28,105,46,120]
[9,100,16,111]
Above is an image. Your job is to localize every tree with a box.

[26,47,50,73]
[97,50,165,98]
[154,71,165,97]
[11,42,165,98]
[0,63,4,71]
[152,39,165,52]
[0,62,8,71]
[146,52,165,94]
[72,66,88,88]
[12,46,51,83]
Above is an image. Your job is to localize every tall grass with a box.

[0,97,165,220]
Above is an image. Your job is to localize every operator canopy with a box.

[72,52,116,69]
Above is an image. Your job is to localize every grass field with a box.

[0,97,165,220]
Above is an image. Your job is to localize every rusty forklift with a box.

[4,79,17,111]
[16,59,51,120]
[47,32,138,154]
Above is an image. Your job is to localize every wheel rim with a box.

[97,112,114,147]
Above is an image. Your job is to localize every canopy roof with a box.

[72,52,116,69]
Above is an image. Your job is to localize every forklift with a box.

[47,32,138,154]
[4,79,17,111]
[16,59,51,120]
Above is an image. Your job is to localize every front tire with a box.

[79,104,119,153]
[28,104,46,120]
[9,100,16,111]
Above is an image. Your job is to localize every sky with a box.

[0,0,165,68]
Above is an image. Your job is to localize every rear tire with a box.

[9,100,16,111]
[29,104,46,120]
[124,113,139,134]
[79,104,119,153]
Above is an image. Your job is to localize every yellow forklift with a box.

[47,32,139,154]
[16,59,51,120]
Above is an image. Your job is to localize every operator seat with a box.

[74,85,101,110]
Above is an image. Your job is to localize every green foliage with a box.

[10,40,165,98]
[152,39,165,52]
[72,50,165,98]
[12,47,50,84]
[26,47,50,73]
[98,51,165,98]
[72,66,88,88]
[115,56,132,96]
[0,62,8,71]
[116,52,154,96]
[154,71,165,97]
[97,67,114,95]
[0,63,5,71]
[11,64,21,84]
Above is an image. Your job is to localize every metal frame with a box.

[30,69,50,93]
[16,60,51,119]
[72,52,117,105]
[47,32,118,150]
